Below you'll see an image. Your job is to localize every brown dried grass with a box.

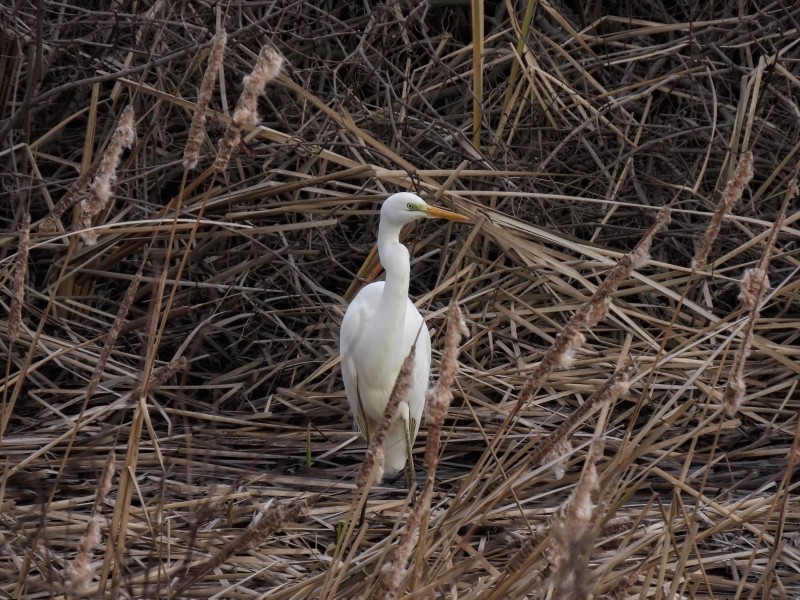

[1,2,799,599]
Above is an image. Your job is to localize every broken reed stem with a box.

[371,304,468,600]
[356,345,416,488]
[515,208,668,411]
[173,495,317,596]
[213,46,283,172]
[183,27,227,170]
[77,105,136,246]
[723,173,797,415]
[693,151,754,270]
[8,213,30,344]
[66,449,115,594]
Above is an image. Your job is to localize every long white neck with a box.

[377,218,410,329]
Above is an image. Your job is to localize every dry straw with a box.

[214,45,283,171]
[77,105,135,246]
[183,27,227,170]
[371,304,468,600]
[7,5,800,599]
[693,151,754,270]
[596,573,638,599]
[503,364,631,581]
[723,173,797,415]
[8,213,29,344]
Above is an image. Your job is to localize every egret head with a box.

[381,192,471,227]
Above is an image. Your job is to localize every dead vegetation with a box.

[1,1,800,598]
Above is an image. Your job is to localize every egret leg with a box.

[404,416,416,489]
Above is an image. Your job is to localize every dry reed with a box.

[148,355,188,389]
[65,450,115,595]
[723,174,797,415]
[4,4,800,598]
[173,495,317,596]
[505,365,631,581]
[693,151,754,270]
[371,303,467,600]
[547,438,604,598]
[85,272,142,400]
[183,27,227,170]
[213,45,283,172]
[596,573,637,599]
[8,213,29,344]
[37,154,102,233]
[524,365,631,473]
[516,208,668,411]
[77,105,135,246]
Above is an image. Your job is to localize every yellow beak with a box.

[423,205,472,222]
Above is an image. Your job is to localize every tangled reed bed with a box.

[1,1,799,598]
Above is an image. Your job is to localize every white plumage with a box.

[340,193,469,477]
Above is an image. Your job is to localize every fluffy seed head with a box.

[739,266,769,312]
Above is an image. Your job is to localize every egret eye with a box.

[407,203,413,210]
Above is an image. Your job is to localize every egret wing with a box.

[340,282,385,438]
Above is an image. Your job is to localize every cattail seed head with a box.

[723,374,746,416]
[78,105,135,246]
[9,213,30,344]
[541,437,573,480]
[738,266,769,312]
[232,46,284,127]
[516,211,666,412]
[556,329,585,370]
[214,46,283,171]
[693,151,754,270]
[184,27,227,170]
[585,296,610,327]
[629,247,650,270]
[722,169,796,417]
[547,436,604,597]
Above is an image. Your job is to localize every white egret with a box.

[340,193,470,478]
